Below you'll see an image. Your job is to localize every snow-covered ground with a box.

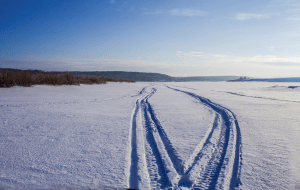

[0,82,299,189]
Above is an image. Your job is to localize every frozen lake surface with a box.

[0,82,299,189]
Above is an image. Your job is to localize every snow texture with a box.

[1,82,299,189]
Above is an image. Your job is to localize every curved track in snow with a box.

[222,91,300,103]
[0,86,149,108]
[128,85,242,189]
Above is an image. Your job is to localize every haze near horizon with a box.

[1,0,300,78]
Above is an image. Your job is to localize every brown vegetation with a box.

[0,69,135,88]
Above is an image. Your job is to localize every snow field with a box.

[1,81,299,189]
[148,85,215,165]
[0,83,147,189]
[168,82,300,190]
[165,86,241,189]
[126,84,241,189]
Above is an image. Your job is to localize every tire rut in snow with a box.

[129,85,242,189]
[141,88,171,189]
[143,106,170,189]
[178,113,222,187]
[130,87,147,97]
[166,85,242,190]
[223,91,300,103]
[146,102,184,175]
[129,100,139,189]
[129,88,177,189]
[192,112,230,190]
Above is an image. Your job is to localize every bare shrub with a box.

[0,68,135,88]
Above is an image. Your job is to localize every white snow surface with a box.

[148,85,214,165]
[0,82,299,189]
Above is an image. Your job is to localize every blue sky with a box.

[1,0,300,77]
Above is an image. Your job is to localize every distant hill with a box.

[229,77,300,82]
[0,68,241,82]
[70,71,241,82]
[70,71,174,82]
[175,76,241,82]
[3,68,298,82]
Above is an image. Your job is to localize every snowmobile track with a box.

[128,85,242,189]
[167,85,242,190]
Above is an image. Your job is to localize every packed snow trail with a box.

[0,86,148,108]
[166,85,242,190]
[128,85,242,189]
[129,88,177,189]
[222,91,300,103]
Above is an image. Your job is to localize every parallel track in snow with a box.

[0,87,149,108]
[128,85,242,190]
[222,91,300,103]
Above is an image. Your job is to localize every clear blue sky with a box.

[1,0,300,77]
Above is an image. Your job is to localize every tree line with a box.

[0,69,135,87]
